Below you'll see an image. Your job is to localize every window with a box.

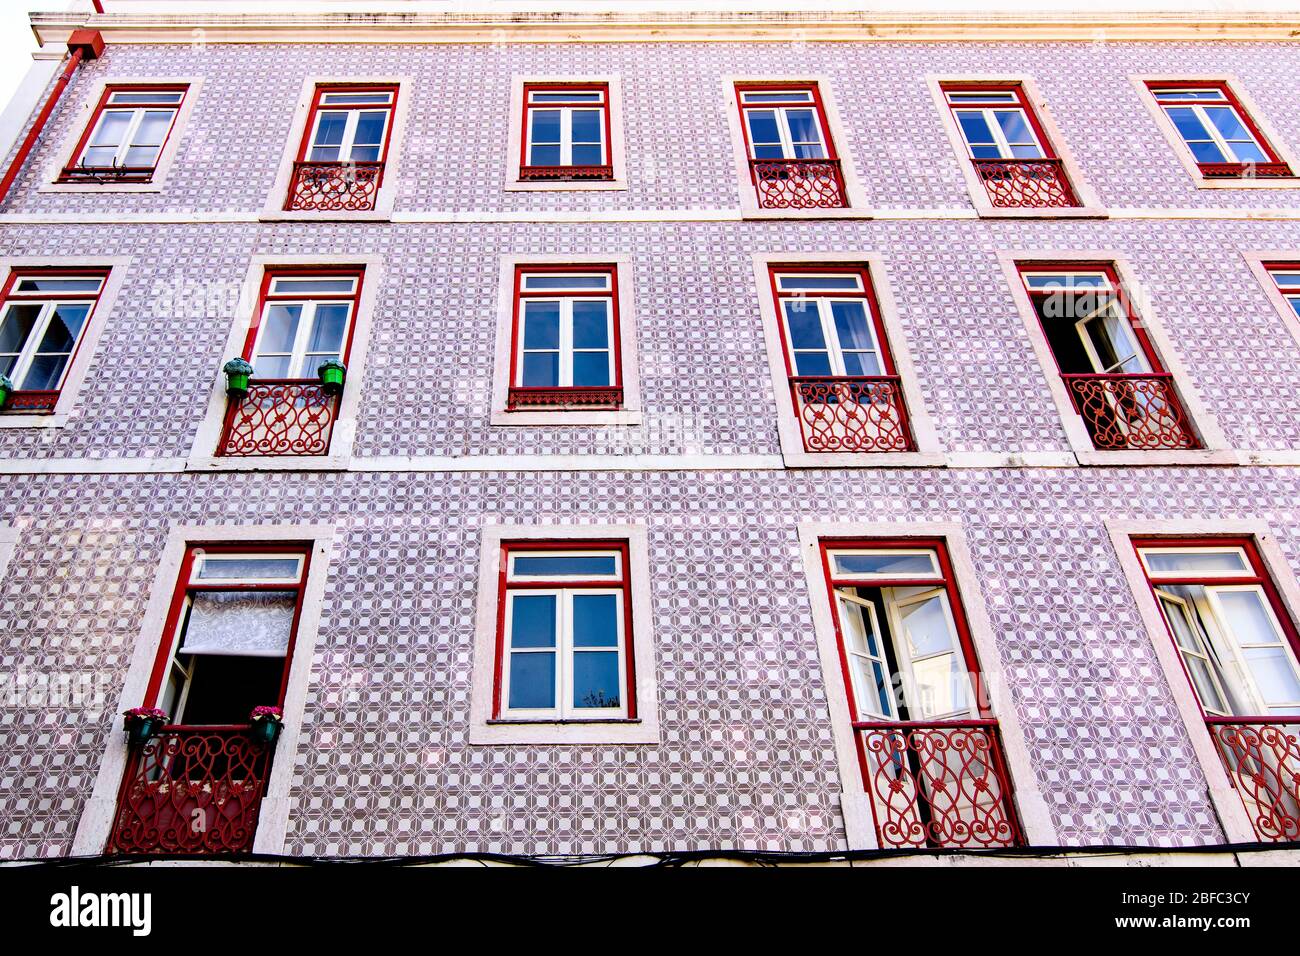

[519,83,612,181]
[1016,263,1199,451]
[1139,539,1300,719]
[284,84,398,211]
[493,542,634,721]
[939,83,1079,208]
[1262,263,1300,326]
[768,265,914,453]
[734,83,847,209]
[1146,82,1292,178]
[216,268,364,457]
[58,85,187,183]
[0,269,108,414]
[507,265,623,410]
[817,538,1022,848]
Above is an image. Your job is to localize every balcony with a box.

[750,158,847,209]
[1062,372,1200,451]
[518,164,614,182]
[217,380,339,457]
[972,158,1078,209]
[507,385,623,410]
[108,726,274,855]
[284,160,383,212]
[789,376,914,453]
[56,163,156,185]
[1207,717,1300,843]
[855,719,1023,849]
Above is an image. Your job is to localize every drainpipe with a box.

[0,29,104,207]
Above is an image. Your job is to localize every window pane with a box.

[1218,589,1284,645]
[508,652,555,709]
[571,110,603,144]
[833,552,938,577]
[841,351,884,376]
[785,109,821,144]
[792,142,827,160]
[308,145,341,162]
[778,275,861,291]
[306,304,349,353]
[957,112,996,145]
[572,351,610,387]
[123,146,162,167]
[910,652,967,718]
[512,554,618,577]
[34,304,88,354]
[254,356,291,378]
[89,111,131,148]
[783,303,826,350]
[572,593,619,647]
[20,354,69,390]
[792,351,832,376]
[15,278,102,294]
[521,353,559,386]
[179,590,296,656]
[745,110,781,145]
[1230,141,1268,164]
[528,143,562,166]
[0,304,40,355]
[1009,143,1044,159]
[852,657,894,719]
[1189,140,1228,163]
[529,110,561,144]
[312,112,347,147]
[352,111,387,145]
[348,145,381,163]
[1204,106,1251,142]
[82,146,118,166]
[573,652,620,709]
[994,110,1033,144]
[1143,550,1248,575]
[270,278,356,295]
[509,594,557,648]
[570,144,604,166]
[1185,655,1228,713]
[571,301,609,348]
[259,304,302,354]
[195,556,301,580]
[522,301,560,348]
[132,110,173,147]
[1242,647,1300,705]
[830,300,875,353]
[897,596,958,659]
[1168,107,1211,143]
[523,275,609,291]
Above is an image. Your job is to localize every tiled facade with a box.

[2,8,1300,860]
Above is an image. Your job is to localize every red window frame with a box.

[1133,535,1300,720]
[507,263,624,410]
[518,82,613,181]
[768,264,898,379]
[1145,80,1292,178]
[490,539,637,721]
[734,81,839,163]
[238,265,366,378]
[0,266,110,414]
[295,83,399,169]
[142,542,313,719]
[1263,261,1300,310]
[939,82,1059,160]
[57,83,189,183]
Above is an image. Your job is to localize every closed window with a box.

[0,269,108,413]
[1147,82,1291,177]
[58,85,187,183]
[301,86,396,164]
[494,542,635,721]
[737,85,832,160]
[244,270,362,380]
[519,84,612,180]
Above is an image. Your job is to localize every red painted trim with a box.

[1145,79,1288,170]
[57,83,189,183]
[240,264,367,371]
[519,82,612,176]
[0,48,85,207]
[766,263,898,378]
[491,539,635,720]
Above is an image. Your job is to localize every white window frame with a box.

[1151,88,1270,166]
[250,282,358,381]
[524,89,608,167]
[739,88,830,161]
[505,75,627,192]
[0,278,103,393]
[470,524,659,745]
[947,94,1047,161]
[42,78,202,194]
[76,90,186,171]
[305,89,394,163]
[775,274,885,379]
[514,274,616,390]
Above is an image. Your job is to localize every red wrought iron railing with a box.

[789,375,914,453]
[855,719,1023,849]
[107,725,275,855]
[1,390,59,413]
[971,158,1079,209]
[1062,372,1200,451]
[518,164,614,182]
[217,379,339,457]
[1206,717,1300,843]
[750,158,847,209]
[284,160,384,212]
[507,385,623,410]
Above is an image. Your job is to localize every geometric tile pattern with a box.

[1,38,1300,857]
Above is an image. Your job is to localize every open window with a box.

[0,269,108,415]
[284,84,398,211]
[734,82,848,210]
[1015,263,1200,451]
[818,540,1023,848]
[1144,81,1293,181]
[938,83,1081,209]
[1135,537,1300,841]
[107,544,311,856]
[57,84,188,184]
[493,542,635,722]
[216,267,364,457]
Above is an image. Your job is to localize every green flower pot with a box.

[223,358,254,399]
[124,715,164,747]
[317,359,346,396]
[249,718,282,747]
[0,373,12,410]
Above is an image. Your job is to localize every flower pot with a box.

[317,359,346,396]
[0,373,12,409]
[124,714,164,747]
[249,718,282,747]
[223,358,254,399]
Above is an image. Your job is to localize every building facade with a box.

[0,2,1299,863]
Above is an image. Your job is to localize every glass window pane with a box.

[969,144,1002,159]
[1009,143,1045,159]
[1143,550,1248,575]
[195,556,301,580]
[528,143,562,166]
[270,278,356,295]
[783,303,826,350]
[785,109,821,144]
[523,275,608,291]
[570,144,604,166]
[572,351,610,387]
[1189,140,1228,163]
[830,300,876,353]
[512,554,618,577]
[1230,141,1269,164]
[132,110,173,147]
[1204,106,1251,142]
[308,145,341,162]
[89,111,131,148]
[1185,655,1228,713]
[1218,589,1285,645]
[15,278,102,294]
[529,110,561,144]
[745,110,781,145]
[20,354,68,390]
[82,146,118,167]
[957,111,996,145]
[910,653,967,718]
[254,355,291,378]
[897,596,957,658]
[312,112,347,147]
[841,351,883,376]
[522,302,560,348]
[508,652,556,709]
[306,304,349,353]
[509,594,557,648]
[571,110,603,144]
[833,552,938,577]
[994,110,1033,144]
[853,657,894,719]
[792,351,832,377]
[1167,107,1211,143]
[0,304,40,355]
[1242,647,1300,705]
[352,111,387,145]
[573,652,620,709]
[792,142,827,160]
[571,301,609,348]
[521,353,559,386]
[778,275,861,291]
[572,594,619,648]
[34,304,88,354]
[180,590,296,656]
[258,304,302,354]
[348,145,381,163]
[123,146,162,167]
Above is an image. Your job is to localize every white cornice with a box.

[29,10,1300,45]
